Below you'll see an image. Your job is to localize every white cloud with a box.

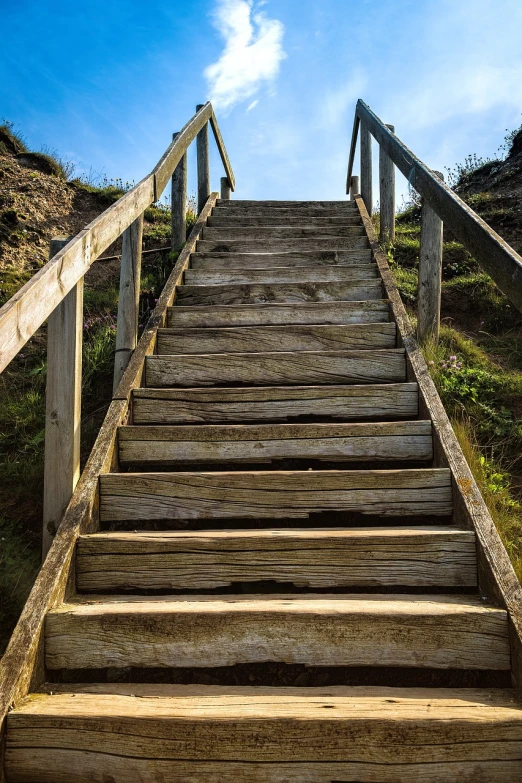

[246,99,259,112]
[204,0,286,112]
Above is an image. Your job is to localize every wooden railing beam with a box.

[42,237,83,560]
[354,99,522,314]
[113,214,144,392]
[196,103,211,213]
[210,114,235,191]
[379,124,396,244]
[171,131,187,250]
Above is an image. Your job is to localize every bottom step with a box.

[7,684,522,782]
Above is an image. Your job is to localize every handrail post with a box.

[417,171,444,345]
[42,237,83,560]
[196,103,210,213]
[113,214,144,392]
[171,131,187,249]
[220,176,231,200]
[379,124,395,244]
[360,122,372,215]
[349,175,360,200]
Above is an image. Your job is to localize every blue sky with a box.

[2,0,522,205]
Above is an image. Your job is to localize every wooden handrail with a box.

[346,99,522,314]
[0,102,235,373]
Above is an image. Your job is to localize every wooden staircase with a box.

[5,198,522,782]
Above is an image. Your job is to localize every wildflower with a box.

[428,360,435,366]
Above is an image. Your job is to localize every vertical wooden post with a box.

[220,176,231,200]
[417,171,444,345]
[349,175,360,200]
[360,122,372,215]
[196,103,210,213]
[379,124,396,244]
[113,214,144,392]
[43,237,83,559]
[171,131,187,250]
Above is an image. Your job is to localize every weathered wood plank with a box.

[8,686,522,782]
[43,245,83,558]
[44,593,508,671]
[191,250,374,269]
[113,214,144,391]
[145,348,406,388]
[132,383,419,424]
[184,265,378,285]
[357,193,522,684]
[209,113,235,191]
[157,323,396,354]
[354,99,522,313]
[168,300,390,328]
[212,206,358,217]
[202,226,366,240]
[196,105,210,213]
[112,194,218,401]
[218,200,354,207]
[99,468,453,521]
[175,280,382,306]
[76,526,478,591]
[196,237,369,252]
[207,215,362,226]
[118,420,432,466]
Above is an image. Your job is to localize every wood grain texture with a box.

[145,348,406,388]
[7,685,522,782]
[168,300,390,328]
[184,265,378,285]
[44,593,508,670]
[354,99,522,314]
[217,200,355,207]
[113,213,144,391]
[99,468,453,521]
[175,280,382,306]
[157,323,396,354]
[190,250,373,268]
[118,420,432,466]
[212,206,358,217]
[196,237,369,253]
[202,226,365,240]
[207,215,362,226]
[357,194,522,684]
[76,526,477,591]
[43,274,83,558]
[132,382,419,424]
[112,194,218,402]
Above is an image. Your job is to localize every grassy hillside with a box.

[384,125,522,578]
[0,122,195,652]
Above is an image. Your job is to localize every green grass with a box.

[386,204,522,583]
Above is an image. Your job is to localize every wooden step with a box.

[202,226,366,240]
[175,280,382,306]
[207,215,363,226]
[145,349,406,388]
[190,250,373,268]
[184,265,379,285]
[167,301,390,328]
[157,323,396,354]
[44,594,508,671]
[132,383,419,424]
[217,200,356,208]
[7,685,522,782]
[196,237,369,252]
[76,526,477,592]
[118,421,432,467]
[99,468,452,522]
